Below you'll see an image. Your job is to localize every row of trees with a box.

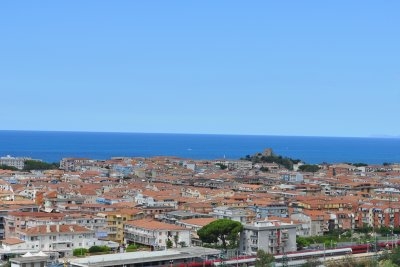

[23,160,59,171]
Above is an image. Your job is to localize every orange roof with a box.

[20,224,92,235]
[1,237,25,245]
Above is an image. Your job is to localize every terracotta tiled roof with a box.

[20,224,92,235]
[2,237,25,245]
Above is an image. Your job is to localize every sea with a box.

[0,130,400,165]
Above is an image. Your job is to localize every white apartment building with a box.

[134,193,177,208]
[0,155,31,170]
[124,219,191,250]
[59,158,93,171]
[240,219,298,255]
[12,224,97,257]
[210,206,255,224]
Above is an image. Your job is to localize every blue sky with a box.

[1,1,399,137]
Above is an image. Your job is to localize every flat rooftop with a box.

[69,247,221,267]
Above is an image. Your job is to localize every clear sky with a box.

[1,1,399,137]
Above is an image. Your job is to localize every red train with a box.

[341,239,400,254]
[177,240,400,267]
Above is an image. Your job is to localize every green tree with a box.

[259,166,269,172]
[0,165,18,171]
[126,244,139,252]
[166,239,173,249]
[174,234,179,248]
[215,163,228,170]
[88,245,110,253]
[296,236,310,250]
[377,226,392,235]
[352,163,368,167]
[255,249,274,267]
[73,248,88,257]
[389,246,400,266]
[23,160,59,171]
[197,219,243,250]
[298,164,320,173]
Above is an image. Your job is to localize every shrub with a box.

[88,245,110,253]
[73,248,88,257]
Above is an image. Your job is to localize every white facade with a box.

[210,206,254,224]
[240,220,298,256]
[0,155,30,170]
[15,224,98,257]
[281,172,304,183]
[124,220,191,250]
[290,213,312,236]
[134,193,177,208]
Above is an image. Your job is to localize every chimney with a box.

[46,225,50,233]
[56,224,60,232]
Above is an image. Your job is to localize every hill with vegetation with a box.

[241,148,301,170]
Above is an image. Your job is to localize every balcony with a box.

[281,234,289,240]
[125,234,156,246]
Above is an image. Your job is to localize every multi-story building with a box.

[101,209,144,244]
[280,172,304,183]
[176,217,217,246]
[0,155,31,170]
[240,219,298,255]
[134,193,177,209]
[13,224,97,257]
[124,219,191,250]
[4,212,64,238]
[357,203,400,229]
[0,201,39,239]
[59,158,93,172]
[5,212,108,240]
[210,206,255,224]
[249,203,289,219]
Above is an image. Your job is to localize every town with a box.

[0,149,400,267]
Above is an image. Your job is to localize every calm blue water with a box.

[0,130,399,164]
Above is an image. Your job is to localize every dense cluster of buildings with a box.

[0,154,399,262]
